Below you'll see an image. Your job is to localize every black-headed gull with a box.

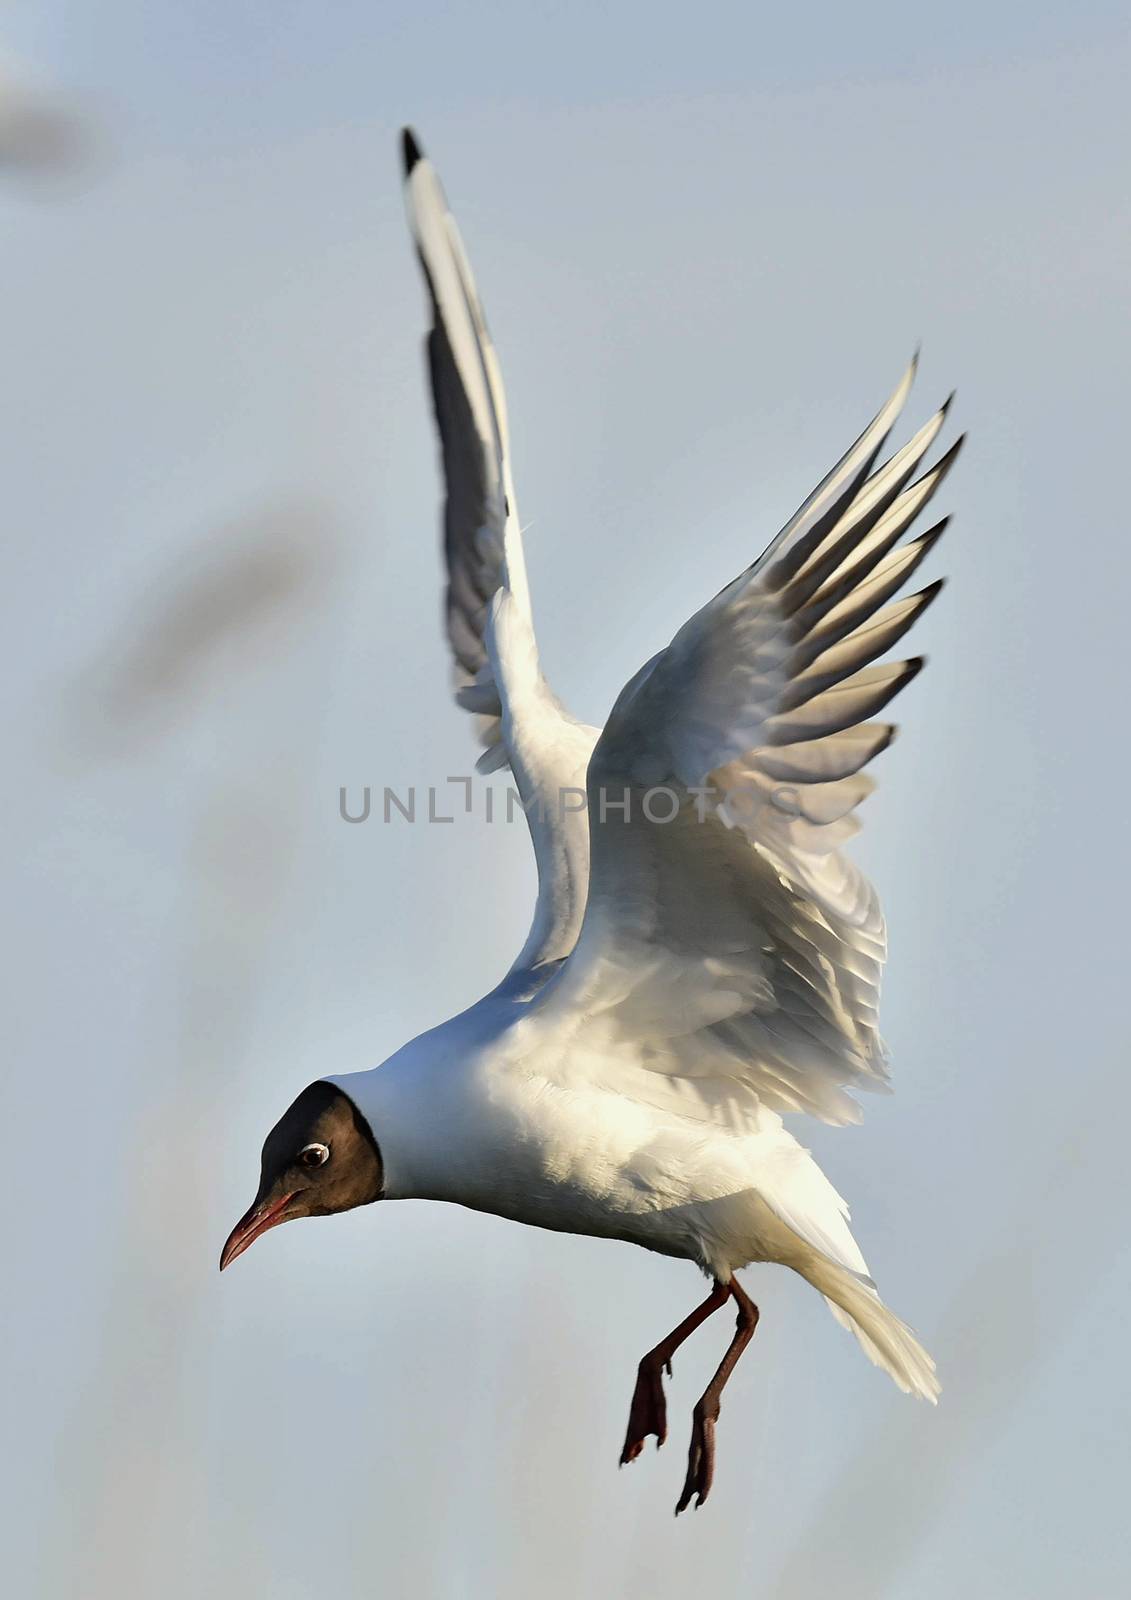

[223,128,957,1513]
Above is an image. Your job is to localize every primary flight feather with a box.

[222,127,957,1513]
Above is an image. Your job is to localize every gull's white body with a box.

[334,965,936,1397]
[338,972,870,1281]
[332,134,957,1404]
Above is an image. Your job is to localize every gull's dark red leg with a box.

[675,1277,760,1514]
[620,1280,730,1466]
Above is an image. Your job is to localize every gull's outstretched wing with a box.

[403,130,597,967]
[528,358,960,1123]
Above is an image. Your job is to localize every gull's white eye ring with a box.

[298,1142,330,1169]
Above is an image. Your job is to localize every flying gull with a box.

[222,127,958,1513]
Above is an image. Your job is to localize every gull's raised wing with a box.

[403,130,598,967]
[530,359,961,1123]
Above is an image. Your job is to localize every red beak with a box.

[219,1190,297,1272]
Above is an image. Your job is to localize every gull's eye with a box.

[298,1142,330,1169]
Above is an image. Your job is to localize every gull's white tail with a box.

[806,1256,940,1402]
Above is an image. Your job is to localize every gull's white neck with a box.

[325,977,539,1204]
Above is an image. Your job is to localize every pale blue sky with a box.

[4,5,1130,1598]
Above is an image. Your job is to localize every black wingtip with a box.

[931,432,966,478]
[402,127,424,176]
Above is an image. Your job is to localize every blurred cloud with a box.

[0,62,95,183]
[69,499,339,757]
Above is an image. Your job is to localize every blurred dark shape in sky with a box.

[71,500,338,756]
[0,73,95,184]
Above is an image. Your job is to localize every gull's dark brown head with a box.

[220,1081,383,1271]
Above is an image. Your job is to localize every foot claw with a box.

[674,1408,716,1515]
[620,1357,669,1467]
